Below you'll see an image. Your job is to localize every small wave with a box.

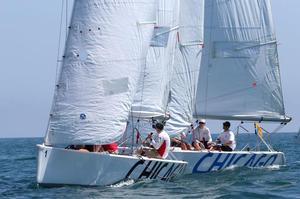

[223,165,239,171]
[110,179,135,188]
[0,156,36,162]
[265,165,281,170]
[252,164,281,170]
[15,157,36,161]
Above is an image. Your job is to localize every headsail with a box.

[165,0,205,136]
[130,0,180,119]
[45,0,157,145]
[194,0,291,123]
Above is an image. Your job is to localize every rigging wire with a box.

[65,0,69,40]
[264,123,286,151]
[55,0,65,83]
[55,0,70,83]
[45,0,68,144]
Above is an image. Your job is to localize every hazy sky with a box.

[0,0,299,138]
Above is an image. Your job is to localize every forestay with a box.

[45,0,157,145]
[194,0,290,122]
[165,0,205,136]
[130,0,180,119]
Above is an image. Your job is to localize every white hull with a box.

[37,145,187,186]
[171,148,285,174]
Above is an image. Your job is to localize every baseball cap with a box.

[199,119,206,124]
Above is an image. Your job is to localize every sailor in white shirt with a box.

[192,119,212,150]
[144,123,170,159]
[216,121,236,151]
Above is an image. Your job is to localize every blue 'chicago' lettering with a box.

[193,153,231,173]
[192,153,279,173]
[193,153,214,173]
[225,154,237,167]
[263,154,278,166]
[253,154,267,167]
[244,154,256,167]
[207,153,231,172]
[233,154,247,164]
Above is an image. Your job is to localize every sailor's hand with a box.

[147,133,153,139]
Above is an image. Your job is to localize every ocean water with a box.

[1,133,300,199]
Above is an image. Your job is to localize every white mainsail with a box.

[194,0,290,122]
[45,0,157,145]
[165,0,205,136]
[130,0,180,119]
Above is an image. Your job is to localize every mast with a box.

[45,0,157,145]
[194,0,291,123]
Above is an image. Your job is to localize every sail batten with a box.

[194,0,289,123]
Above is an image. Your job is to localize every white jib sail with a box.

[165,0,205,136]
[45,0,157,145]
[194,0,290,122]
[130,0,180,119]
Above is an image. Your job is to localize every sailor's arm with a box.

[151,137,163,149]
[192,127,199,141]
[207,128,212,142]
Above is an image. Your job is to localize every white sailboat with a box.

[166,0,291,173]
[37,0,187,186]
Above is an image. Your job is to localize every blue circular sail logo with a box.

[80,113,86,120]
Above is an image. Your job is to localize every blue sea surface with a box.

[0,133,300,199]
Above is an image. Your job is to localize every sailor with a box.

[73,145,90,152]
[171,131,192,150]
[192,119,212,150]
[102,143,118,154]
[91,143,118,154]
[216,121,236,151]
[146,122,170,159]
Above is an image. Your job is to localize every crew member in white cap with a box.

[192,119,212,150]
